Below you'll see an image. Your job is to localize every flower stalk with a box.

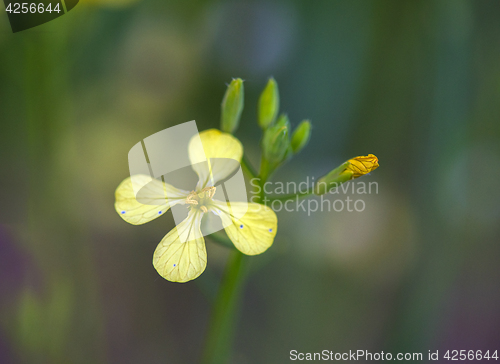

[240,154,258,180]
[202,164,268,364]
[201,250,247,364]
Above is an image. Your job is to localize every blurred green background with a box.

[1,0,500,363]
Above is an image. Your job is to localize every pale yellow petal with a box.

[188,129,243,189]
[153,209,207,283]
[115,174,189,225]
[211,200,277,255]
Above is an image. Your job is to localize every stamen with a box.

[185,191,199,205]
[208,186,216,199]
[200,186,216,199]
[185,187,216,213]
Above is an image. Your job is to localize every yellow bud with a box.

[314,154,379,195]
[346,154,379,178]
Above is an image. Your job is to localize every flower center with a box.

[185,186,216,213]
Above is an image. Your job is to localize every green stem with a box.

[267,187,315,202]
[201,154,268,363]
[202,151,269,364]
[240,154,257,180]
[201,250,247,364]
[259,156,271,185]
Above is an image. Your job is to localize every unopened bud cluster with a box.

[219,77,379,188]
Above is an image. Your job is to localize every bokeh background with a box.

[1,0,500,363]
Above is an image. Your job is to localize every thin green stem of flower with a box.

[259,156,271,185]
[267,186,315,202]
[240,154,257,180]
[201,250,247,364]
[195,267,219,303]
[202,158,269,364]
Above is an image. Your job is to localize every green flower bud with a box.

[220,78,244,134]
[291,120,311,154]
[258,77,280,129]
[262,113,290,164]
[314,154,379,195]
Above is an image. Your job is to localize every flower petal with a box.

[115,174,189,225]
[211,200,277,255]
[153,209,207,283]
[188,129,243,189]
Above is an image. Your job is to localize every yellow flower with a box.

[115,129,277,283]
[345,154,379,178]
